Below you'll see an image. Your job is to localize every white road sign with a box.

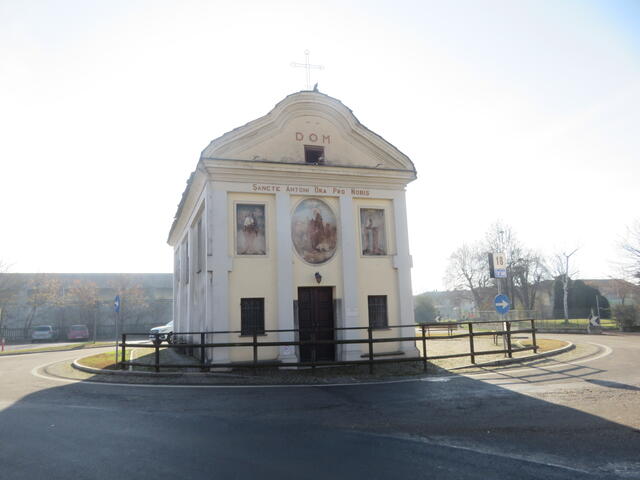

[493,252,507,278]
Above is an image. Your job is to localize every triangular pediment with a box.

[200,91,415,172]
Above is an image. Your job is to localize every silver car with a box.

[149,320,174,345]
[32,325,57,343]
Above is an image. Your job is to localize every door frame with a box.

[296,286,335,363]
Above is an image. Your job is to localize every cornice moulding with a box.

[201,159,416,189]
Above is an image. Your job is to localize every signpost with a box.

[495,293,511,357]
[114,295,120,364]
[489,253,509,355]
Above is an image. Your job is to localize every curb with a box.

[1,343,114,357]
[450,341,575,370]
[72,359,186,377]
[71,357,237,378]
[71,341,577,383]
[536,329,604,335]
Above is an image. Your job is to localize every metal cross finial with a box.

[291,50,324,90]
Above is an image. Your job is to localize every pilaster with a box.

[276,191,297,363]
[339,194,362,361]
[393,191,420,357]
[210,185,231,363]
[203,183,215,360]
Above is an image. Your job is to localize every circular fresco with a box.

[291,198,337,264]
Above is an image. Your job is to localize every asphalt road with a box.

[1,333,639,479]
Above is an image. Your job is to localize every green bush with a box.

[414,295,437,324]
[612,305,638,329]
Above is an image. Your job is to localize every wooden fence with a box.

[118,319,538,373]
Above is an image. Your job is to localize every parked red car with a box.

[66,324,90,341]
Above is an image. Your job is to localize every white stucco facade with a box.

[168,91,418,364]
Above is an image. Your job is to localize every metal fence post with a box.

[120,334,126,370]
[252,330,258,373]
[311,329,316,371]
[506,321,513,358]
[421,324,427,373]
[209,333,214,367]
[468,322,476,364]
[531,319,538,353]
[154,334,160,373]
[200,333,206,372]
[368,326,374,374]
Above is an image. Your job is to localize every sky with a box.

[1,0,639,294]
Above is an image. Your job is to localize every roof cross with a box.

[290,50,324,90]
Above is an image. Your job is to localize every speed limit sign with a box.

[489,252,507,278]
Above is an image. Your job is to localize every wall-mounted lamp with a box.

[314,272,322,284]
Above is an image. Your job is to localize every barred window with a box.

[174,248,181,284]
[368,295,388,329]
[196,217,204,274]
[182,238,189,284]
[241,298,265,335]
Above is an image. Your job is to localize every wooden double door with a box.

[298,287,335,362]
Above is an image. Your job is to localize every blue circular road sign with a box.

[494,294,511,315]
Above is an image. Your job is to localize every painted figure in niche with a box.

[309,208,325,251]
[361,208,386,255]
[236,204,266,255]
[291,199,337,264]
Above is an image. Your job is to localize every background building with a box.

[0,273,172,341]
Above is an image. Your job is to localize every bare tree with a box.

[0,261,21,330]
[485,222,523,306]
[446,222,553,314]
[620,220,640,283]
[443,219,561,321]
[23,275,64,335]
[444,243,490,310]
[110,276,148,325]
[511,251,549,311]
[552,249,579,323]
[482,222,551,312]
[66,280,99,341]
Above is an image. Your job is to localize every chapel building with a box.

[168,90,418,364]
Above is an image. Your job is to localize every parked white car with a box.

[149,320,174,345]
[31,325,57,343]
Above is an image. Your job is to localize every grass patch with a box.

[519,338,568,352]
[77,348,169,371]
[77,350,134,370]
[0,342,115,356]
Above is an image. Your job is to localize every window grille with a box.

[182,238,189,284]
[241,298,265,335]
[196,218,203,273]
[368,295,388,329]
[174,248,181,283]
